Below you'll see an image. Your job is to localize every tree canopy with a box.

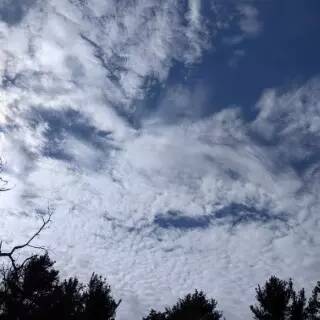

[0,254,119,320]
[250,276,319,320]
[0,253,319,319]
[143,290,223,320]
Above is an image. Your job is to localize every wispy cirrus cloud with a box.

[238,4,262,38]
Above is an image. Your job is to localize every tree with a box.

[0,161,119,319]
[143,309,166,320]
[250,276,294,320]
[1,158,53,271]
[0,254,119,320]
[0,254,61,319]
[306,282,320,320]
[290,288,307,320]
[143,290,223,320]
[250,276,311,320]
[0,211,53,272]
[81,274,119,320]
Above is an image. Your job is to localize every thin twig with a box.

[0,209,53,271]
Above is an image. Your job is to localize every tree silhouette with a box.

[250,276,315,320]
[0,210,52,272]
[143,290,223,320]
[0,162,53,273]
[250,276,294,320]
[306,282,320,320]
[81,274,119,320]
[143,309,166,320]
[0,254,119,320]
[290,288,307,320]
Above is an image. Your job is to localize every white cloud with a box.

[188,0,201,27]
[0,1,319,320]
[223,3,262,46]
[238,4,262,37]
[252,78,320,163]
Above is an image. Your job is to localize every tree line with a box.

[0,251,319,320]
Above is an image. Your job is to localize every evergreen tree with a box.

[143,290,223,320]
[250,276,294,320]
[0,254,119,320]
[0,254,61,319]
[290,289,306,320]
[143,309,166,320]
[81,274,118,320]
[250,276,313,320]
[306,282,320,320]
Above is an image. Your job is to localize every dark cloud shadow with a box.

[28,108,116,162]
[154,203,287,231]
[0,0,36,26]
[214,203,287,227]
[154,210,211,230]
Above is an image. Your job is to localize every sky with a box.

[0,0,320,319]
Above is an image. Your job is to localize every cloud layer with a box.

[0,1,319,320]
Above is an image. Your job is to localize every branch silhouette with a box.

[0,209,53,272]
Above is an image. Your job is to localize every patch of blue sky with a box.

[136,0,320,124]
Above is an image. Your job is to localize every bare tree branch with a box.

[0,158,52,271]
[0,209,53,272]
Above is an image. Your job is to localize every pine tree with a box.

[250,276,293,320]
[143,309,166,320]
[143,290,223,320]
[81,274,118,320]
[0,254,119,320]
[290,288,306,320]
[306,282,320,320]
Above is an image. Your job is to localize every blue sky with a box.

[0,1,319,319]
[144,0,320,116]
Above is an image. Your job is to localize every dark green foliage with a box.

[306,282,320,320]
[56,278,83,319]
[0,254,61,320]
[81,274,118,320]
[250,276,294,320]
[0,254,118,320]
[143,290,223,320]
[290,289,307,320]
[250,276,316,320]
[0,252,319,320]
[143,309,166,320]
